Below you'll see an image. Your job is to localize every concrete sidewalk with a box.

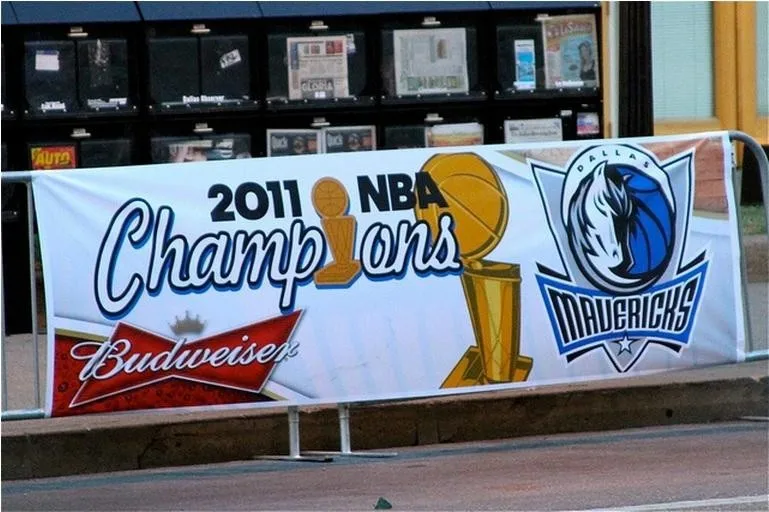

[2,235,767,481]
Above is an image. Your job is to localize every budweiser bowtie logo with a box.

[66,311,302,408]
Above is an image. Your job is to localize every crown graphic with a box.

[170,311,206,337]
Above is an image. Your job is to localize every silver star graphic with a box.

[613,335,638,355]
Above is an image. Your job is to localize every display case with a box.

[264,21,375,111]
[322,125,376,153]
[139,1,261,115]
[80,137,133,168]
[77,38,132,112]
[381,109,486,149]
[1,1,611,163]
[149,121,252,163]
[493,4,602,100]
[380,15,486,106]
[494,99,603,144]
[147,31,256,114]
[266,128,322,157]
[26,125,136,170]
[263,113,379,156]
[0,142,20,223]
[14,0,141,119]
[24,39,78,116]
[1,43,16,119]
[21,29,138,118]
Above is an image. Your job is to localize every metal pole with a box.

[2,171,37,183]
[729,131,769,361]
[255,406,333,462]
[339,403,352,454]
[305,403,397,458]
[1,234,7,411]
[288,406,301,459]
[729,131,769,235]
[26,184,41,407]
[1,408,45,421]
[0,173,46,419]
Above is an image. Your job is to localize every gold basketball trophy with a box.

[414,154,532,387]
[311,177,362,286]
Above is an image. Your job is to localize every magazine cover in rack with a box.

[541,14,600,89]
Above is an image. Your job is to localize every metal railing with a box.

[1,131,767,421]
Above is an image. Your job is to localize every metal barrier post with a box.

[26,183,41,408]
[1,237,7,412]
[255,406,333,463]
[1,172,45,420]
[305,403,398,458]
[729,131,769,361]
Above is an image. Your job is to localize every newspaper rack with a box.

[1,133,767,474]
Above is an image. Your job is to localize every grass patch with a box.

[741,204,768,236]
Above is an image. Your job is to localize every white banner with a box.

[31,132,745,417]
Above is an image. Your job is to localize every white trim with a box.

[578,494,769,512]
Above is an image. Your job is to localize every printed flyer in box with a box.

[393,28,469,96]
[504,118,563,144]
[30,144,77,170]
[287,35,349,101]
[514,39,536,90]
[425,122,484,147]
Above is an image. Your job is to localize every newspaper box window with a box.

[24,40,78,115]
[383,125,426,149]
[27,134,135,170]
[499,102,603,143]
[76,38,131,112]
[503,118,563,144]
[425,122,484,147]
[265,23,371,109]
[148,37,199,107]
[495,10,602,99]
[266,129,322,157]
[383,111,484,149]
[147,31,255,113]
[286,36,349,101]
[496,18,546,95]
[2,43,15,119]
[381,18,483,105]
[201,35,250,104]
[79,138,133,168]
[23,35,135,118]
[151,134,252,164]
[322,126,376,153]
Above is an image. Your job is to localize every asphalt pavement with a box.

[3,422,767,511]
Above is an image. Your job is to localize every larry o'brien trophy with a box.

[312,177,362,285]
[414,153,533,387]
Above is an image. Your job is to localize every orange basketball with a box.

[312,177,349,217]
[414,153,508,261]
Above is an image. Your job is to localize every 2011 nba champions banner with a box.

[31,132,745,417]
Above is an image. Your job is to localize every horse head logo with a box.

[565,161,674,294]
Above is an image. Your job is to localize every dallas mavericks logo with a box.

[532,144,708,372]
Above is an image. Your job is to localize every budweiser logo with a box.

[66,311,302,408]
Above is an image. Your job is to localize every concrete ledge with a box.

[3,362,767,481]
